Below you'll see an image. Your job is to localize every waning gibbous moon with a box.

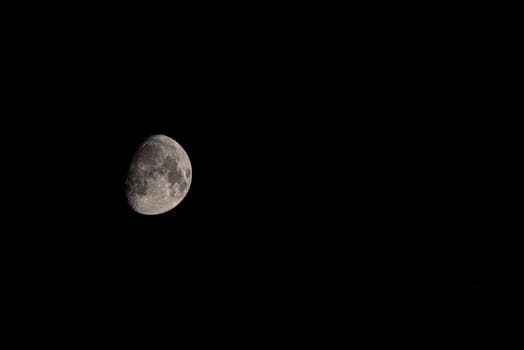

[125,134,192,215]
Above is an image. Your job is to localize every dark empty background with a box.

[2,4,508,339]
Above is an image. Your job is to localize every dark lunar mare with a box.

[162,156,178,172]
[168,170,183,186]
[177,180,189,194]
[163,156,183,186]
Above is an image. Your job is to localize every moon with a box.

[126,134,192,215]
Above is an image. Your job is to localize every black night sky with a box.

[3,4,507,339]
